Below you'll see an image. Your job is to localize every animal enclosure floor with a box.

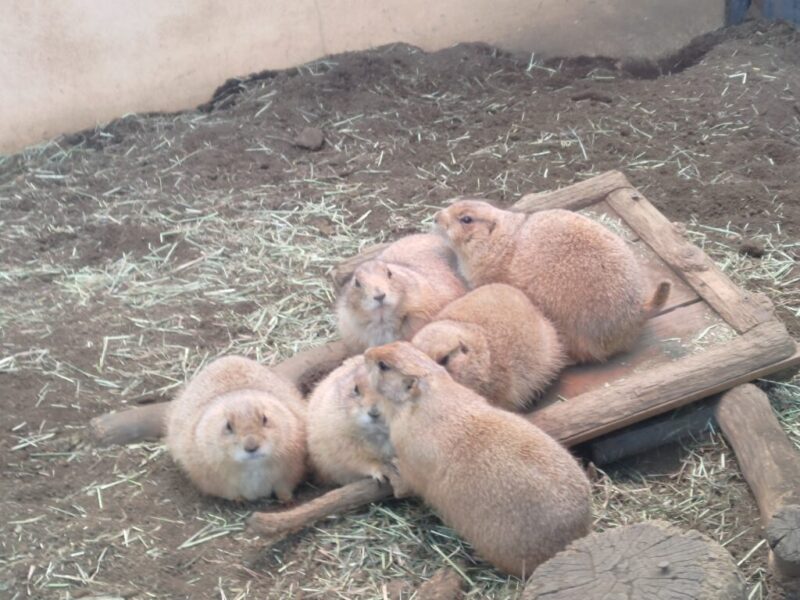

[2,18,800,600]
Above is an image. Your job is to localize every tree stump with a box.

[523,521,745,600]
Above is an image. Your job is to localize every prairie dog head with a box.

[344,362,388,434]
[364,342,444,419]
[196,390,291,464]
[434,200,504,257]
[412,320,490,394]
[343,260,407,320]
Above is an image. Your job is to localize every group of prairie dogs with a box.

[166,200,670,577]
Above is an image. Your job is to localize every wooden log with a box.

[522,520,745,599]
[88,341,351,446]
[529,319,797,446]
[248,478,392,538]
[715,384,800,579]
[588,402,715,466]
[513,170,630,212]
[606,186,774,334]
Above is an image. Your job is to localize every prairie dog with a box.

[364,342,592,577]
[166,356,307,502]
[411,283,565,410]
[435,201,670,362]
[307,355,394,485]
[337,233,466,352]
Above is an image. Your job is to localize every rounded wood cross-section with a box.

[523,520,745,600]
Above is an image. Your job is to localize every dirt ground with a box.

[1,17,799,600]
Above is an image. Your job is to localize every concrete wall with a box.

[0,0,725,154]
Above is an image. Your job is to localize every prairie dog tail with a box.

[643,281,672,318]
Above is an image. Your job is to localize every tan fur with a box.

[337,233,467,352]
[307,355,394,485]
[364,342,592,577]
[435,201,671,362]
[411,283,565,410]
[165,356,307,502]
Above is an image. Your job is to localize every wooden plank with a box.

[715,384,800,579]
[541,300,723,403]
[513,170,630,212]
[606,186,774,333]
[528,319,797,446]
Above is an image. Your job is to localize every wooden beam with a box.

[513,170,630,212]
[248,478,393,538]
[715,384,800,580]
[606,186,774,333]
[528,319,797,446]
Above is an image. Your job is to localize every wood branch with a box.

[88,402,170,446]
[513,170,630,212]
[606,186,774,333]
[715,384,800,579]
[248,478,392,539]
[331,242,389,291]
[88,341,351,447]
[522,520,745,599]
[588,402,715,466]
[529,319,797,446]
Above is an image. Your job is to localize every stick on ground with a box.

[715,384,800,580]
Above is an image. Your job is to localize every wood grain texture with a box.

[522,520,745,599]
[715,384,800,579]
[529,319,796,446]
[248,478,392,538]
[606,186,774,333]
[513,170,630,212]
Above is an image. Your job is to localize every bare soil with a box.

[1,18,799,600]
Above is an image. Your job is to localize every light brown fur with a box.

[364,342,592,577]
[411,283,565,411]
[165,356,307,502]
[307,355,394,485]
[436,201,670,362]
[337,233,466,352]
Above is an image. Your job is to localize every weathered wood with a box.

[589,402,715,466]
[89,341,351,446]
[248,478,392,538]
[606,186,774,333]
[331,242,389,291]
[522,520,745,599]
[530,319,796,446]
[715,384,800,579]
[88,402,170,446]
[513,170,630,212]
[541,299,723,404]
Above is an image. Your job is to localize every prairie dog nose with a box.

[367,406,381,419]
[244,439,260,453]
[374,292,386,303]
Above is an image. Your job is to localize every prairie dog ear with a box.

[459,341,469,354]
[488,219,497,234]
[404,375,421,399]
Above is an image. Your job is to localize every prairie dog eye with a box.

[387,269,393,279]
[378,360,390,372]
[262,415,268,426]
[353,384,361,396]
[438,354,450,367]
[225,421,234,434]
[459,215,473,224]
[354,278,362,288]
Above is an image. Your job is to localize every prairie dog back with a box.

[165,356,307,502]
[307,355,394,485]
[365,342,592,577]
[436,201,670,362]
[412,283,565,410]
